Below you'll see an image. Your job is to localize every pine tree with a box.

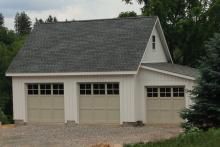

[181,33,220,130]
[14,12,32,35]
[0,13,4,27]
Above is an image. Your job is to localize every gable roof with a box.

[7,16,158,74]
[141,63,199,80]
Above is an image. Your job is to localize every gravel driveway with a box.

[0,124,182,147]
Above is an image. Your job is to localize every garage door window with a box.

[27,84,39,95]
[160,88,171,97]
[147,88,158,97]
[80,83,92,95]
[53,84,64,95]
[40,84,51,95]
[93,83,105,95]
[27,83,64,96]
[107,83,119,95]
[173,87,185,97]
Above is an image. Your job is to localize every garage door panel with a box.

[80,110,93,124]
[28,96,64,123]
[80,96,93,108]
[28,110,40,122]
[53,110,64,122]
[160,110,173,123]
[147,110,160,123]
[107,110,120,123]
[40,109,52,122]
[107,96,120,108]
[160,100,172,109]
[147,99,160,109]
[173,111,183,123]
[93,110,106,123]
[41,97,53,109]
[173,99,185,109]
[94,97,107,108]
[53,97,64,109]
[28,97,41,109]
[79,83,120,124]
[146,87,185,124]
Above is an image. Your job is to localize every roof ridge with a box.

[38,16,158,25]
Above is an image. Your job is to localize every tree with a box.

[14,12,32,35]
[0,13,4,27]
[123,0,220,67]
[35,18,44,25]
[181,33,220,130]
[45,15,58,23]
[0,19,26,123]
[118,11,137,18]
[121,0,219,67]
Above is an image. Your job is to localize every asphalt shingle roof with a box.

[142,63,199,78]
[7,16,157,73]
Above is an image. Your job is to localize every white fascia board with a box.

[6,71,137,77]
[138,17,158,71]
[156,20,173,63]
[138,18,173,72]
[141,65,195,81]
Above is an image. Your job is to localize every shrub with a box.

[0,107,9,124]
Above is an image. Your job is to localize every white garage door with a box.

[27,83,64,123]
[79,83,120,124]
[146,87,185,124]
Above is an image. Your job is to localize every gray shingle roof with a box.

[7,17,157,73]
[141,63,199,78]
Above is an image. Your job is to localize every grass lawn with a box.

[125,129,220,147]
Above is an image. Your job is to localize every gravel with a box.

[0,124,182,147]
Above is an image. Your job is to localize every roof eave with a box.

[155,19,173,63]
[6,71,137,77]
[140,65,196,80]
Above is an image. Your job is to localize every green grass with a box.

[125,129,220,147]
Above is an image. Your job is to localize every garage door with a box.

[27,83,64,123]
[146,87,185,124]
[79,83,120,124]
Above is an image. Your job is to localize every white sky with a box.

[1,0,143,30]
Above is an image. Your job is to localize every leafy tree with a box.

[122,0,219,67]
[119,11,137,18]
[46,15,58,23]
[14,12,32,35]
[181,33,220,130]
[35,18,44,25]
[0,21,26,123]
[0,13,4,27]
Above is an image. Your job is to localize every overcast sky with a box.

[0,0,143,30]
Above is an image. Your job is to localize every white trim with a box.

[6,71,137,77]
[138,18,158,71]
[141,65,195,80]
[138,18,173,72]
[156,20,173,63]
